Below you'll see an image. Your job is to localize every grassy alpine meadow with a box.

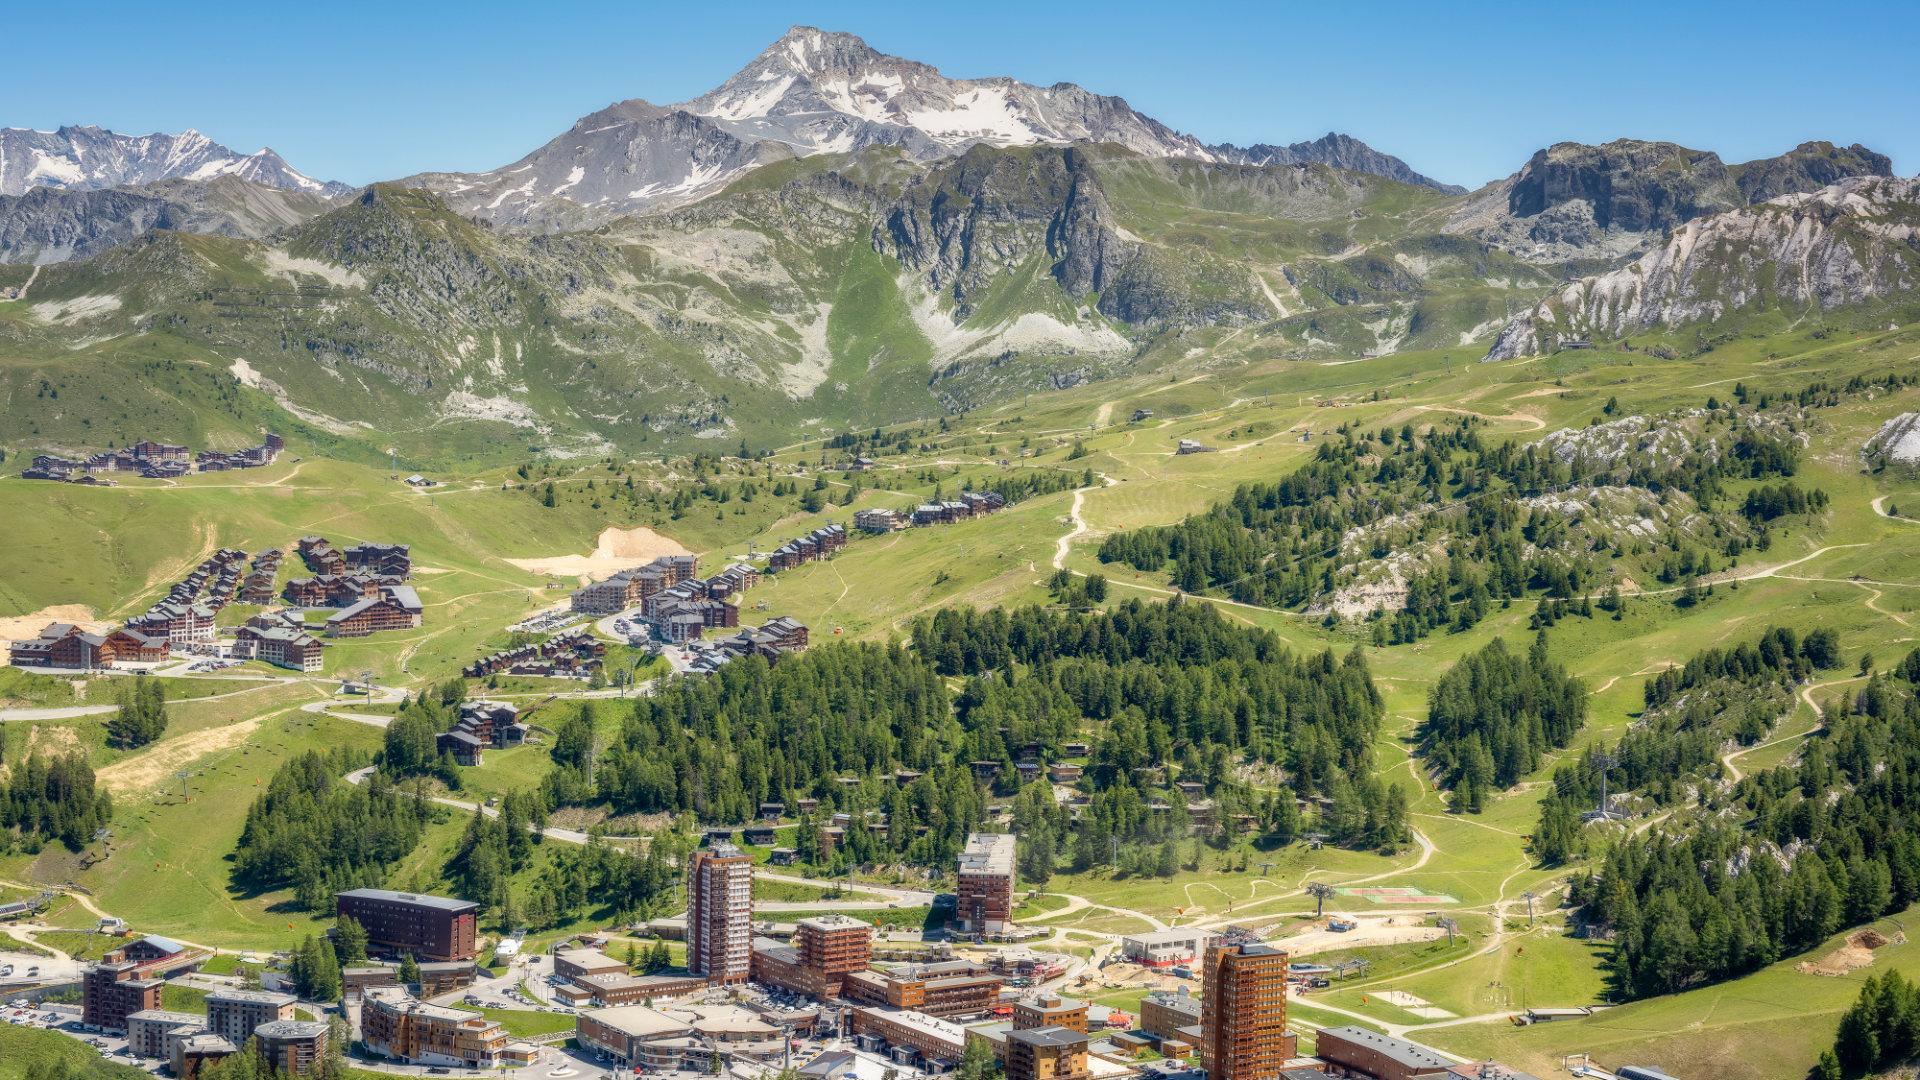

[1424,905,1920,1080]
[0,317,1917,1078]
[0,1024,149,1079]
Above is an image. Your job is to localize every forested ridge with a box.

[1532,626,1842,865]
[1098,395,1831,642]
[1571,650,1920,999]
[532,598,1401,877]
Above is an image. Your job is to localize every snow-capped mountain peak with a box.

[0,125,348,197]
[682,26,1204,159]
[402,26,1454,226]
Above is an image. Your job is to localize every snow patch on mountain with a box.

[406,26,1451,228]
[0,126,345,198]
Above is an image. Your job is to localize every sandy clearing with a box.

[96,718,261,794]
[504,525,691,579]
[1798,928,1902,977]
[0,604,105,648]
[24,724,84,757]
[1276,913,1446,956]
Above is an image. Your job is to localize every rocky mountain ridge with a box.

[0,125,347,198]
[401,26,1457,226]
[1447,138,1894,266]
[0,176,338,264]
[1484,175,1920,359]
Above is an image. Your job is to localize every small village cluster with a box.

[463,627,607,680]
[7,533,422,675]
[762,522,848,571]
[851,489,1006,535]
[21,434,284,484]
[283,536,423,638]
[567,551,812,670]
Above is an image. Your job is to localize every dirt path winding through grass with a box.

[1721,675,1867,782]
[1052,473,1115,571]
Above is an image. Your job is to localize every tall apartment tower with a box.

[1200,943,1296,1080]
[956,832,1016,936]
[796,914,873,976]
[687,842,754,984]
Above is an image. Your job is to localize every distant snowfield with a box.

[905,87,1041,145]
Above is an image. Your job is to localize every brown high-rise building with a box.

[956,833,1016,935]
[752,914,874,1000]
[336,889,479,963]
[83,961,164,1031]
[1200,944,1295,1080]
[687,842,754,984]
[796,914,873,975]
[1006,1026,1091,1080]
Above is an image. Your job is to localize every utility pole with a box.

[1440,916,1458,946]
[1522,890,1538,925]
[1592,751,1618,820]
[175,769,193,800]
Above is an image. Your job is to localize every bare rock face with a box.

[0,176,337,264]
[1485,176,1920,359]
[1449,139,1894,268]
[1865,413,1920,469]
[1506,140,1736,234]
[1734,141,1893,203]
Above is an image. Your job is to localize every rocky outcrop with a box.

[1224,132,1463,193]
[0,176,337,264]
[1485,176,1920,359]
[876,145,1261,327]
[1732,141,1892,203]
[1449,139,1895,267]
[1864,413,1920,469]
[877,147,1128,316]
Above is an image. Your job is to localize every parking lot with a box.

[3,1001,163,1073]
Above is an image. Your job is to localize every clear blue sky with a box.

[8,0,1916,189]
